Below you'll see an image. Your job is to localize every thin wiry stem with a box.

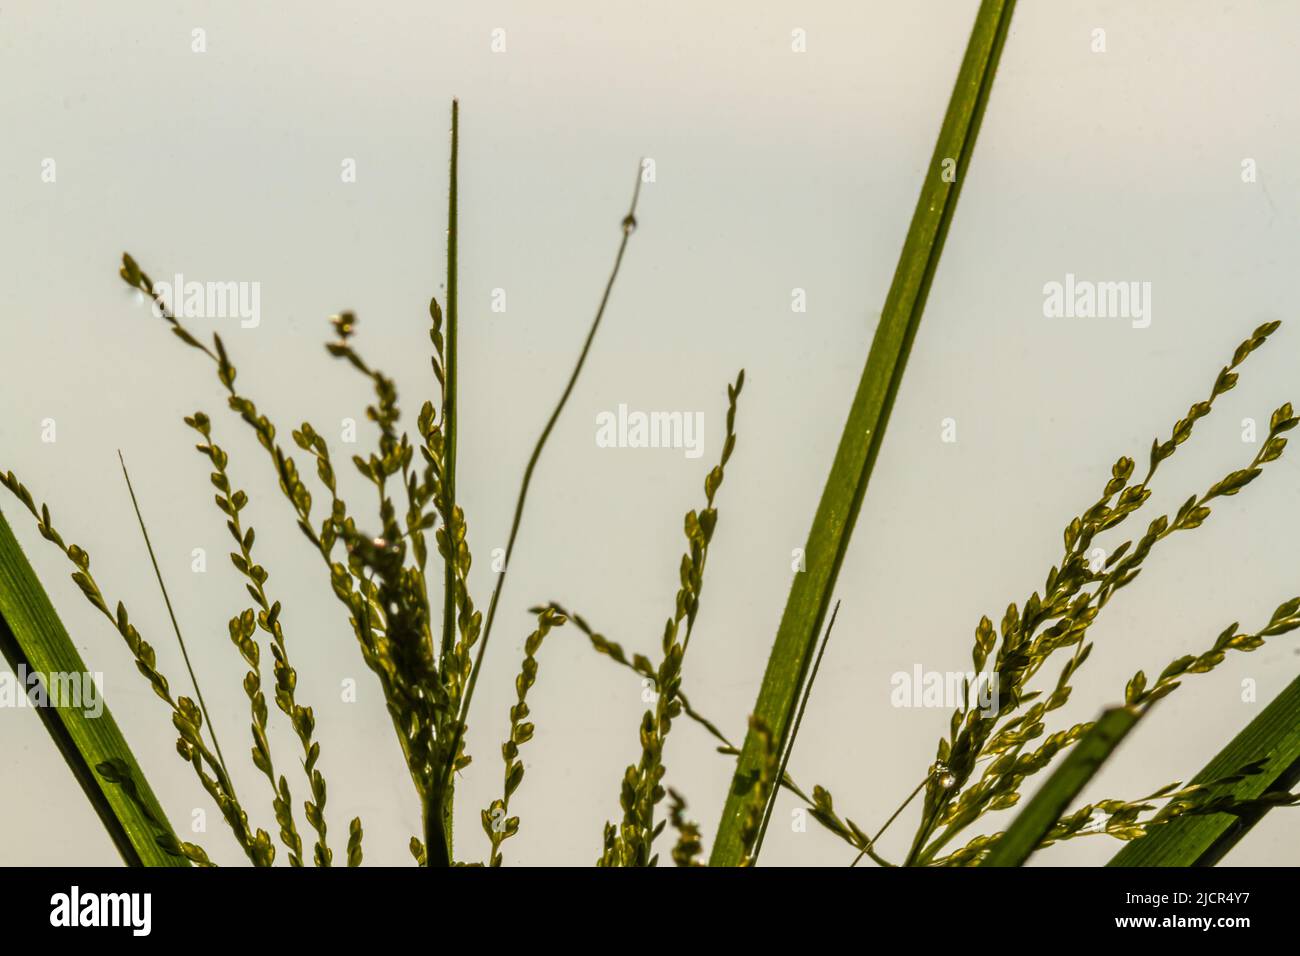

[753,600,840,859]
[118,451,232,789]
[440,162,645,793]
[851,776,928,868]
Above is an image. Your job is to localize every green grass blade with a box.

[981,707,1141,867]
[440,98,460,672]
[432,96,460,869]
[1108,675,1300,867]
[709,0,1019,866]
[0,507,186,866]
[752,600,840,858]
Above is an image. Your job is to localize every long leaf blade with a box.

[432,96,461,868]
[1109,675,1300,867]
[710,0,1020,865]
[0,508,186,866]
[981,707,1141,867]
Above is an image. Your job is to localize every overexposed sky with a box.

[3,0,1300,867]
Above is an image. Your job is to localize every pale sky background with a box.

[3,0,1300,867]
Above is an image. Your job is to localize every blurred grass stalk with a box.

[710,0,1019,865]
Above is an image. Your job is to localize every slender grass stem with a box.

[118,451,232,789]
[439,163,644,795]
[851,776,929,867]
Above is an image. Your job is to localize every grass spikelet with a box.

[554,599,884,860]
[598,371,743,867]
[902,322,1296,866]
[321,315,454,867]
[187,411,341,866]
[119,256,451,863]
[347,816,364,866]
[1127,595,1300,710]
[480,605,566,866]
